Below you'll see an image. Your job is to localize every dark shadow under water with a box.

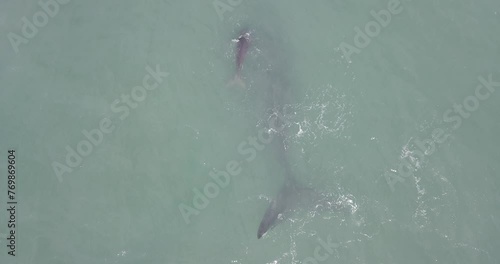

[229,3,348,239]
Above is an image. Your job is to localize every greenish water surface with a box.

[0,0,499,263]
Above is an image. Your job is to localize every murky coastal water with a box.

[0,0,499,263]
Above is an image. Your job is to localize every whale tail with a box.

[257,173,314,239]
[227,74,246,88]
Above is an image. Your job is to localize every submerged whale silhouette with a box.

[230,20,309,239]
[230,26,304,239]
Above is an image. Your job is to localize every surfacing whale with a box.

[230,25,305,239]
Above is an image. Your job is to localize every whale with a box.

[235,29,250,76]
[228,29,251,87]
[228,7,306,238]
[233,25,303,239]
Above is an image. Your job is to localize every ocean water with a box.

[0,0,499,263]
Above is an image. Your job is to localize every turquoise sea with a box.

[1,0,499,263]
